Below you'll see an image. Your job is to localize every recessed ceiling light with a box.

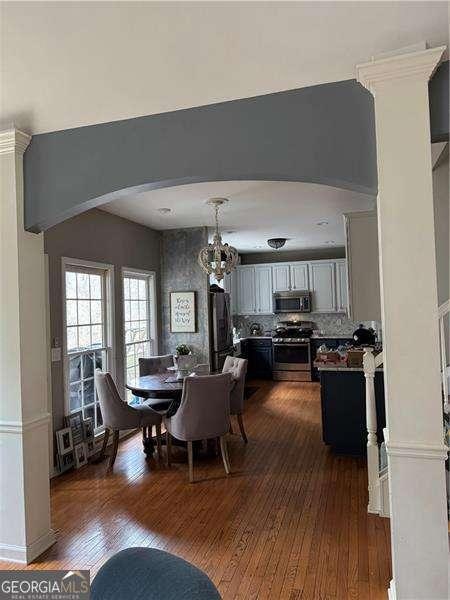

[316,220,329,226]
[157,207,171,214]
[324,240,336,245]
[226,230,236,234]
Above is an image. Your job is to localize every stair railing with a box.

[363,347,383,514]
[438,300,449,411]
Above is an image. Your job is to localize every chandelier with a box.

[198,198,239,282]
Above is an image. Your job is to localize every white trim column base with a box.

[1,129,54,564]
[357,46,449,600]
[0,530,56,564]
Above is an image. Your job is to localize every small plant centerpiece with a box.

[174,344,195,378]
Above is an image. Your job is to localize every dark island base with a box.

[319,369,385,456]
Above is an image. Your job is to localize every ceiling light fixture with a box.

[157,207,171,214]
[198,198,239,282]
[267,238,287,250]
[316,220,329,226]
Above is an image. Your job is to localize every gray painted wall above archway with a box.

[23,62,448,233]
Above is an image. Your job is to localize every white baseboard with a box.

[0,529,56,564]
[388,579,396,600]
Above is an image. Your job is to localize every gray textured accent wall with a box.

[240,247,346,265]
[160,227,210,363]
[24,79,378,232]
[44,208,162,432]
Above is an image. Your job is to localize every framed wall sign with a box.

[170,291,196,333]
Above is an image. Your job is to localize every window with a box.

[63,260,113,432]
[123,271,156,403]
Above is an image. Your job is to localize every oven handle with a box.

[273,343,310,347]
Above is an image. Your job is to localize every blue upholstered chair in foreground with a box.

[91,547,221,600]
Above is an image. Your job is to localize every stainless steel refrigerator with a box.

[209,291,234,371]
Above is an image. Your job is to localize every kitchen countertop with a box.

[317,364,383,372]
[311,334,354,339]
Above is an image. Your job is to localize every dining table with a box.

[126,371,235,458]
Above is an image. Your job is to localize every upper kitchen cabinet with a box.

[223,271,237,314]
[235,265,274,315]
[344,211,381,321]
[335,259,348,313]
[291,263,309,291]
[255,266,273,314]
[272,264,291,292]
[309,261,336,312]
[236,266,256,314]
[272,262,309,292]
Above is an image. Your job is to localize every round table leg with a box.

[142,426,155,456]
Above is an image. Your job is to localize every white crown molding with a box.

[357,45,447,93]
[385,440,448,461]
[0,128,31,156]
[0,412,51,434]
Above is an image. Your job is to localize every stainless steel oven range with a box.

[272,321,313,381]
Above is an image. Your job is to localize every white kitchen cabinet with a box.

[272,264,291,292]
[223,271,237,314]
[290,263,309,291]
[309,261,336,312]
[335,260,348,313]
[236,266,255,314]
[255,266,273,314]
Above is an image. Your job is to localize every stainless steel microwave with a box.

[273,291,311,313]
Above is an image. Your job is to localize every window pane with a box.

[66,300,78,326]
[123,278,130,300]
[82,353,94,379]
[84,404,95,422]
[130,279,139,299]
[90,300,102,324]
[67,327,78,351]
[66,272,77,299]
[138,279,146,300]
[124,300,131,322]
[78,300,90,325]
[78,325,91,348]
[139,301,147,321]
[70,382,82,411]
[83,379,95,406]
[90,274,102,299]
[91,325,103,347]
[77,272,90,299]
[130,300,139,321]
[69,355,81,382]
[96,404,103,427]
[138,325,148,341]
[94,350,103,369]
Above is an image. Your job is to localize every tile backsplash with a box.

[233,313,381,339]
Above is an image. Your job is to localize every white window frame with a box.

[122,268,158,400]
[61,257,115,432]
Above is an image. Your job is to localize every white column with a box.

[0,129,55,562]
[363,347,380,514]
[357,47,449,600]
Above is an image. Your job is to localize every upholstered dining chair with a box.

[164,373,232,483]
[138,354,175,411]
[139,354,174,376]
[222,356,249,443]
[193,363,210,375]
[94,369,163,469]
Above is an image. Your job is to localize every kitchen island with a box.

[317,364,385,454]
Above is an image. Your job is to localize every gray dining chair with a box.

[164,373,232,483]
[193,363,210,375]
[138,355,175,411]
[139,354,174,376]
[94,369,163,468]
[222,356,249,443]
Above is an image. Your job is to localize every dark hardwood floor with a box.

[0,380,392,599]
